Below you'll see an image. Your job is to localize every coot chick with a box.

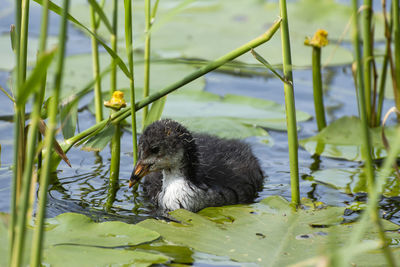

[129,119,264,213]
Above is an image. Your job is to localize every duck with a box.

[129,119,264,213]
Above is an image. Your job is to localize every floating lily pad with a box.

[0,212,169,266]
[161,92,311,136]
[175,117,270,141]
[88,89,311,142]
[299,116,399,161]
[310,167,400,197]
[138,195,400,266]
[67,0,368,67]
[43,245,167,267]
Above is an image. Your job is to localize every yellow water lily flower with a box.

[104,90,127,110]
[304,29,329,48]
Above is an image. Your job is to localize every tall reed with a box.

[90,1,103,122]
[305,30,328,131]
[29,0,50,265]
[110,0,118,94]
[9,0,22,258]
[9,0,30,264]
[393,0,400,114]
[348,1,395,265]
[362,0,373,124]
[376,0,392,126]
[106,0,120,208]
[142,0,151,127]
[279,0,300,206]
[104,91,126,210]
[124,0,138,164]
[106,125,120,210]
[28,1,69,266]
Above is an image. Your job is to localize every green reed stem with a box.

[9,0,29,264]
[19,0,30,82]
[353,0,374,206]
[90,2,103,123]
[393,0,400,108]
[349,1,395,265]
[107,0,119,207]
[9,0,22,257]
[37,0,51,170]
[20,89,41,267]
[312,47,327,131]
[362,0,373,124]
[142,0,151,128]
[279,0,299,207]
[17,0,31,202]
[110,0,117,94]
[376,43,389,126]
[106,124,121,211]
[151,0,160,18]
[124,0,138,164]
[28,1,70,266]
[30,1,50,266]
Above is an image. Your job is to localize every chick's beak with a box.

[129,160,151,188]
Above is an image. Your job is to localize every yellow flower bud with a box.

[104,90,127,110]
[304,29,329,48]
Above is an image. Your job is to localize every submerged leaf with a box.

[81,124,115,152]
[60,99,78,140]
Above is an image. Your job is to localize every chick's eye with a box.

[150,146,160,154]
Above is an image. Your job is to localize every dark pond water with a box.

[1,0,400,265]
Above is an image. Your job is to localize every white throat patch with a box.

[159,169,193,211]
[157,169,224,213]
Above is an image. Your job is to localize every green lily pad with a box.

[42,245,168,267]
[163,92,311,124]
[0,212,169,266]
[138,196,400,266]
[89,89,310,142]
[43,246,167,267]
[299,116,398,161]
[175,117,270,141]
[310,167,400,197]
[43,212,160,246]
[67,0,367,67]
